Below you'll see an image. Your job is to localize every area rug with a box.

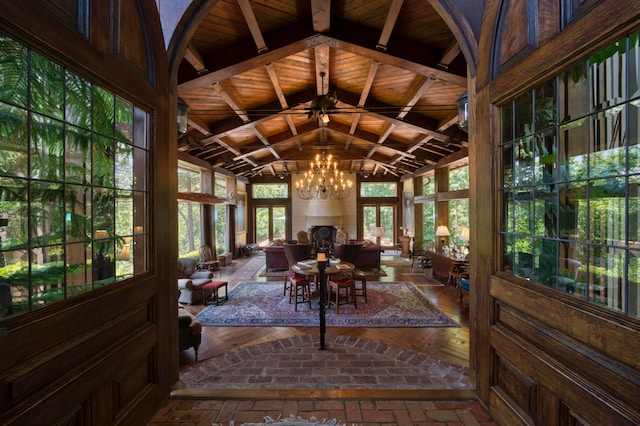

[259,268,386,278]
[224,415,348,425]
[228,254,266,278]
[196,281,458,328]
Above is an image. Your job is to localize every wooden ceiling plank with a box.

[213,82,251,123]
[397,76,437,119]
[438,111,459,131]
[377,0,404,51]
[237,0,268,54]
[311,0,330,33]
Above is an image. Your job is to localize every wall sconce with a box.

[177,97,189,138]
[457,91,468,132]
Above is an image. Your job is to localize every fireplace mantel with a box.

[305,215,341,230]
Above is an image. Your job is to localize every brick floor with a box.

[180,334,471,390]
[148,398,497,425]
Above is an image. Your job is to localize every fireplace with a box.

[310,225,337,249]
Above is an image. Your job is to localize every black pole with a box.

[318,258,327,350]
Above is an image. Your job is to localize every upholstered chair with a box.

[333,243,367,302]
[177,258,213,305]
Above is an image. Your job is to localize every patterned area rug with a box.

[225,415,347,425]
[196,281,458,328]
[259,268,386,278]
[228,254,266,278]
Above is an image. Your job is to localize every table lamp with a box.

[460,227,470,249]
[435,225,450,251]
[372,227,385,246]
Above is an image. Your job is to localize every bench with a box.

[241,243,259,257]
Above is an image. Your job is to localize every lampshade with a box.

[435,225,450,237]
[460,227,470,241]
[457,91,468,132]
[372,227,385,238]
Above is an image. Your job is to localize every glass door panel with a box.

[255,207,270,247]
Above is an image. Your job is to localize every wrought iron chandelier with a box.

[295,152,353,200]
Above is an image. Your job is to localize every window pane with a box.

[422,201,435,240]
[177,201,201,258]
[65,184,90,243]
[178,167,200,193]
[66,126,91,184]
[363,206,376,239]
[272,206,286,241]
[589,177,626,245]
[590,107,627,179]
[31,181,64,246]
[0,102,28,177]
[379,206,394,246]
[559,62,588,123]
[30,51,64,119]
[449,199,469,244]
[253,183,287,198]
[115,142,133,190]
[255,207,270,245]
[214,204,227,254]
[449,165,468,190]
[65,71,92,128]
[31,244,65,308]
[360,182,396,197]
[0,36,28,108]
[31,113,64,181]
[422,175,435,195]
[0,177,28,249]
[559,118,588,182]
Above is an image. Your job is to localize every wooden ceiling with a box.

[177,0,469,179]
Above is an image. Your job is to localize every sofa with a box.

[178,258,213,305]
[264,240,298,271]
[334,241,383,270]
[178,305,202,361]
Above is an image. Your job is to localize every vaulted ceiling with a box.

[177,0,469,179]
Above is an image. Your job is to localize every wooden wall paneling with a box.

[490,276,640,425]
[494,0,537,76]
[116,0,151,74]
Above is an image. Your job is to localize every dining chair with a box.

[283,244,313,309]
[334,243,367,302]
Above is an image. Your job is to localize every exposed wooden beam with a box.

[397,76,436,119]
[377,0,404,51]
[311,0,330,32]
[212,82,250,123]
[237,0,268,54]
[177,192,226,204]
[314,44,330,95]
[184,45,207,74]
[358,60,379,107]
[265,63,288,108]
[178,32,465,93]
[438,40,461,69]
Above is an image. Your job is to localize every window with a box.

[252,183,288,198]
[360,182,397,197]
[177,167,201,258]
[500,29,640,317]
[0,35,149,318]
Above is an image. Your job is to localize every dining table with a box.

[291,257,354,350]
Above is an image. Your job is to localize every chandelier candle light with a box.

[296,152,353,200]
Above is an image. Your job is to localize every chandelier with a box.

[295,152,353,200]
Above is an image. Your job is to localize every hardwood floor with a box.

[180,252,470,370]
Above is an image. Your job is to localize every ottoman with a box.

[202,281,228,305]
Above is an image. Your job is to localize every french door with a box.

[254,205,287,246]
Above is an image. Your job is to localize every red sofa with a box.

[334,242,383,270]
[264,241,298,271]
